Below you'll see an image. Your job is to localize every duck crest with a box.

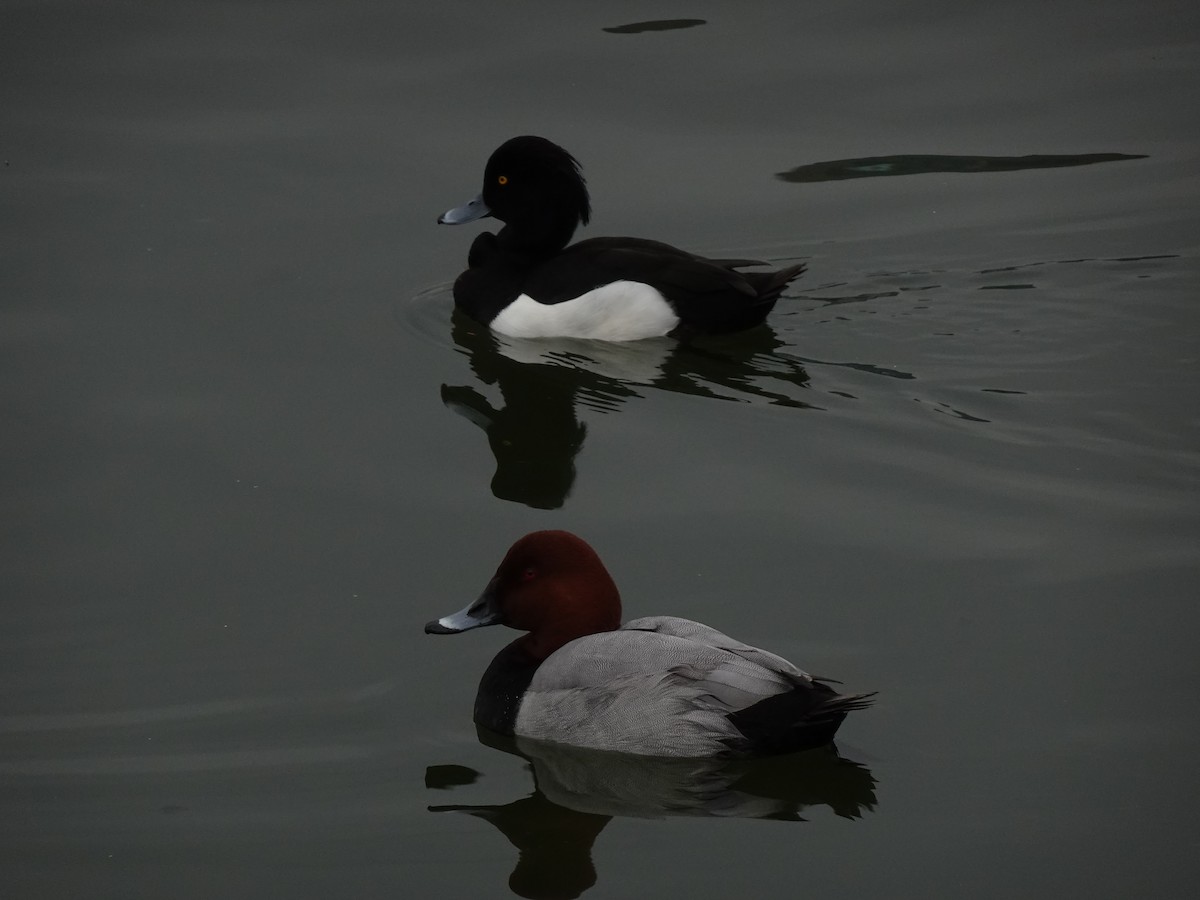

[486,136,590,254]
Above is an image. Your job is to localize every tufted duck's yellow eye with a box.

[497,175,508,185]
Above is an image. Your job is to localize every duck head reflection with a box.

[442,309,813,509]
[427,728,876,899]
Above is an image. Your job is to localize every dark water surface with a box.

[4,1,1199,898]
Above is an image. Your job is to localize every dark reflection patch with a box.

[776,153,1147,183]
[425,764,481,789]
[603,19,707,34]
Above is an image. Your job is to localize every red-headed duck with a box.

[425,530,874,757]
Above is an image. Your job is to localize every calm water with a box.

[3,1,1199,898]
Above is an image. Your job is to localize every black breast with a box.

[473,640,542,736]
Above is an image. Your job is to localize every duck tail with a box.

[816,690,877,717]
[760,262,808,302]
[726,684,875,756]
[730,261,807,310]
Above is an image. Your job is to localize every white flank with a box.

[491,281,679,341]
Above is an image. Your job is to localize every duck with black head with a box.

[439,137,807,341]
[426,530,873,758]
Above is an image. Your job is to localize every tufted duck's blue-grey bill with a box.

[438,194,491,225]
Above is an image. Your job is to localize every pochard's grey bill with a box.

[424,588,501,634]
[438,194,491,225]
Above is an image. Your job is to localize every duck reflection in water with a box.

[441,309,813,509]
[427,729,876,900]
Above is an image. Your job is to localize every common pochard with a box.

[426,530,874,757]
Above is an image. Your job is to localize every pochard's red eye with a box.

[521,567,537,582]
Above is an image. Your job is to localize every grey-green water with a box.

[3,1,1198,897]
